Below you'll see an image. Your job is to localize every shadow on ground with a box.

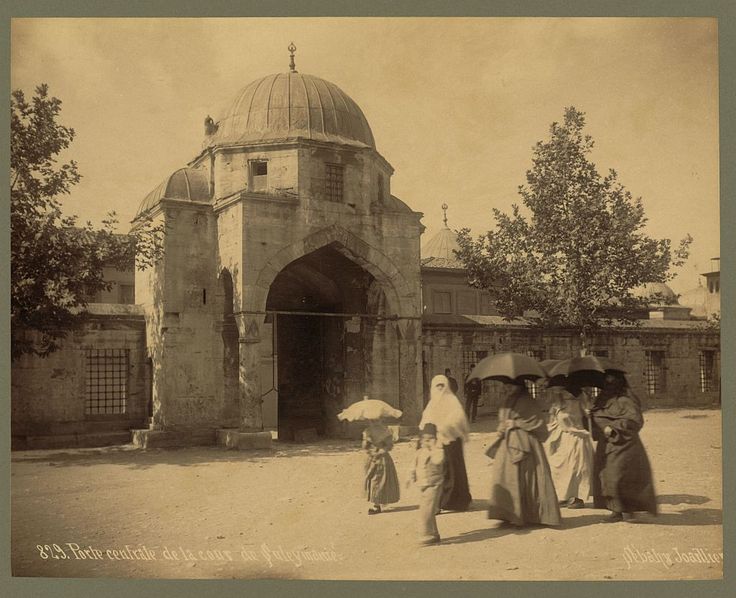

[11,439,364,471]
[441,523,536,545]
[657,494,711,505]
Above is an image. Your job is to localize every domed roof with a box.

[135,168,210,218]
[421,225,463,269]
[631,282,679,305]
[204,72,375,150]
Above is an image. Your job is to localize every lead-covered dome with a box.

[631,282,679,305]
[204,72,376,150]
[135,168,210,219]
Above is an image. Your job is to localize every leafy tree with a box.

[456,107,691,352]
[11,84,163,359]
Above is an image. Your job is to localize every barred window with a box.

[526,349,545,399]
[590,350,609,397]
[85,349,129,415]
[645,350,666,395]
[700,350,719,393]
[462,349,488,379]
[325,163,344,202]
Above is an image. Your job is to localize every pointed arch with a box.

[248,224,415,317]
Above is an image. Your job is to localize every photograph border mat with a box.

[1,1,733,597]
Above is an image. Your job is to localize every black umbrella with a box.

[468,352,547,384]
[547,355,627,389]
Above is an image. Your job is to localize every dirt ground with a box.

[10,409,723,581]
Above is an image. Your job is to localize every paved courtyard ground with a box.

[11,409,722,581]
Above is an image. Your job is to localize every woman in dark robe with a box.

[419,375,472,511]
[590,372,657,522]
[486,382,561,527]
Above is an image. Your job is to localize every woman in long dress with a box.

[487,382,561,527]
[419,375,472,511]
[545,384,594,508]
[590,372,657,522]
[362,422,400,514]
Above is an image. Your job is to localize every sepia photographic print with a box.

[6,12,727,589]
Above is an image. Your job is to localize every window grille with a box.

[699,350,719,393]
[526,349,545,399]
[85,349,129,415]
[461,349,488,379]
[645,350,666,395]
[590,350,609,397]
[325,164,344,202]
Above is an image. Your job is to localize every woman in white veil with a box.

[419,374,472,511]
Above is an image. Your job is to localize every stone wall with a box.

[11,305,149,447]
[138,200,239,431]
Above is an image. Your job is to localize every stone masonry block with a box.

[216,429,272,450]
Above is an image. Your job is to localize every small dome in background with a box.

[631,282,679,305]
[421,204,463,269]
[135,168,210,219]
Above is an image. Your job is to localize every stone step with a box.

[131,428,217,449]
[14,431,134,451]
[13,419,144,436]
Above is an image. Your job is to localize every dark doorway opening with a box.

[265,244,376,441]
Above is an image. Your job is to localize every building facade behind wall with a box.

[420,219,721,415]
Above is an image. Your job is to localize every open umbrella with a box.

[540,359,562,375]
[468,352,546,384]
[547,355,626,388]
[540,359,567,388]
[337,399,402,422]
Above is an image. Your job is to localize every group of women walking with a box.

[360,370,657,545]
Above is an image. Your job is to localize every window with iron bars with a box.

[462,348,489,380]
[526,349,545,399]
[590,349,609,397]
[85,349,129,415]
[699,350,719,393]
[325,163,344,202]
[645,350,666,395]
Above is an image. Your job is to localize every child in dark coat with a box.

[409,423,446,545]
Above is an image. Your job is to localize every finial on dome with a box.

[288,42,297,73]
[441,203,449,228]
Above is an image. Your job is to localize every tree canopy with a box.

[455,107,691,347]
[11,84,162,359]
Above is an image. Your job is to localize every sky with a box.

[10,17,720,293]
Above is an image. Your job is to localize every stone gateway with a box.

[131,57,424,447]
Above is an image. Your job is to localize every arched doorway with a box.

[264,243,390,440]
